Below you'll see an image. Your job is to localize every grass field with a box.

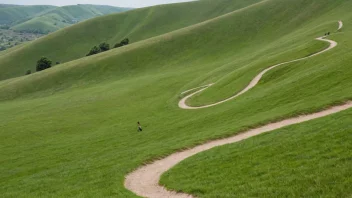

[161,109,352,197]
[0,0,351,197]
[0,0,262,81]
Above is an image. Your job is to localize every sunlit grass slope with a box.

[0,0,263,81]
[161,109,352,197]
[1,0,352,197]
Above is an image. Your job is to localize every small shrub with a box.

[99,42,110,52]
[25,70,31,75]
[114,38,129,48]
[86,46,101,56]
[56,61,60,65]
[114,43,123,48]
[121,38,129,45]
[36,57,52,72]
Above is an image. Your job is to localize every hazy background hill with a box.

[0,4,132,32]
[10,5,132,33]
[0,5,56,27]
[0,4,132,51]
[0,4,22,8]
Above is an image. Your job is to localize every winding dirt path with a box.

[125,21,350,198]
[125,102,352,198]
[338,20,343,30]
[179,21,343,110]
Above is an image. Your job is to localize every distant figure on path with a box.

[137,122,143,132]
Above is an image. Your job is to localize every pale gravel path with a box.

[179,21,343,110]
[125,102,352,198]
[338,20,343,30]
[125,21,349,198]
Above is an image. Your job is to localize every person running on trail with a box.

[137,122,143,132]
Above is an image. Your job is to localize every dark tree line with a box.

[86,38,130,57]
[36,57,52,72]
[25,38,131,75]
[25,57,60,75]
[114,38,129,48]
[86,42,110,56]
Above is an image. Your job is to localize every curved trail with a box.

[338,20,343,30]
[179,21,343,110]
[125,21,350,198]
[125,102,352,198]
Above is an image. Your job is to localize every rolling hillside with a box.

[0,0,351,197]
[11,5,132,33]
[0,4,131,52]
[0,0,262,81]
[0,5,55,26]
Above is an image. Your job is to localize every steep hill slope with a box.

[0,0,263,81]
[0,0,351,197]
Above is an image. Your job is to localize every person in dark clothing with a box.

[137,121,143,132]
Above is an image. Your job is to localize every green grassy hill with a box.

[0,0,351,197]
[11,5,132,33]
[161,110,352,197]
[0,0,262,81]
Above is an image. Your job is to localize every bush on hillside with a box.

[36,57,52,72]
[25,70,31,75]
[86,46,101,56]
[86,42,111,56]
[99,42,110,52]
[114,38,129,48]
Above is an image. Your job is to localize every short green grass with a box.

[0,0,262,81]
[0,0,352,197]
[161,108,352,197]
